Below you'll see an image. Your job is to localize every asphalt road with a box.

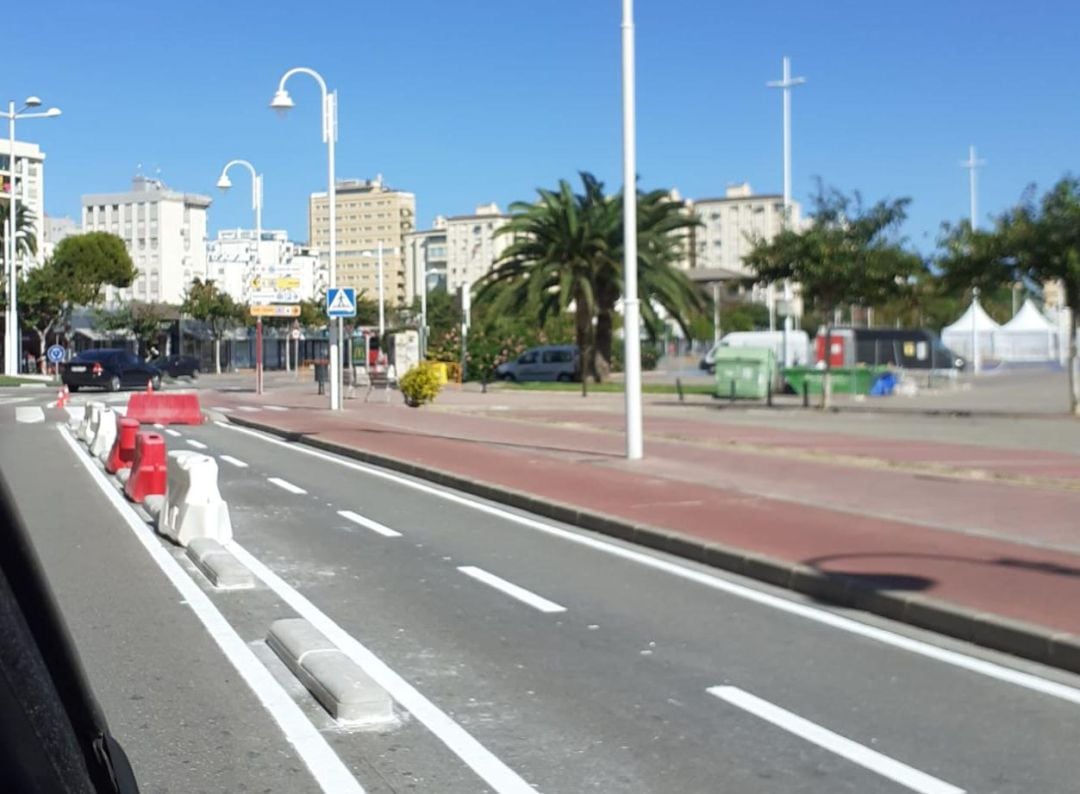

[3,387,1080,793]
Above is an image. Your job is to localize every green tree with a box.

[17,260,67,363]
[480,172,704,389]
[50,232,137,305]
[94,301,175,357]
[0,203,38,262]
[744,183,921,406]
[181,278,242,374]
[938,176,1080,415]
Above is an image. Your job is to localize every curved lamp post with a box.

[270,68,341,409]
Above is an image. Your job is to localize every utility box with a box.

[713,347,776,399]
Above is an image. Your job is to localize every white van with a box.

[701,330,810,371]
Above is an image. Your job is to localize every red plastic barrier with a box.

[124,432,168,504]
[125,392,204,426]
[106,417,140,473]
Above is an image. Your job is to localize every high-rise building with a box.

[308,175,415,307]
[1,139,46,265]
[444,203,512,294]
[206,229,325,304]
[82,176,212,305]
[404,216,448,304]
[42,215,78,259]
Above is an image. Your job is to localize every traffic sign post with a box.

[327,288,357,318]
[47,345,65,380]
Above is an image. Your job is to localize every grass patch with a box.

[497,380,716,395]
[0,375,45,387]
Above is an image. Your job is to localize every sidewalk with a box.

[204,378,1080,673]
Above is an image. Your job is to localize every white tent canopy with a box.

[995,299,1059,361]
[942,298,1000,361]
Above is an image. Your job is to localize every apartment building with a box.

[42,215,79,259]
[82,176,211,305]
[206,229,325,305]
[1,139,46,265]
[444,203,512,294]
[404,216,448,304]
[308,175,415,307]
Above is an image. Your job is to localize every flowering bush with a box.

[400,361,444,407]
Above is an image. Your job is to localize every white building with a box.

[1,139,46,264]
[206,228,325,304]
[82,176,212,305]
[42,215,79,259]
[445,203,512,293]
[404,216,448,304]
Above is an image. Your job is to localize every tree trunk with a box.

[36,330,47,376]
[214,338,222,375]
[575,299,592,397]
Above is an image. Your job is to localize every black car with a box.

[151,354,201,379]
[61,349,162,392]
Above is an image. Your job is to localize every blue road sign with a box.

[46,345,65,363]
[327,287,357,318]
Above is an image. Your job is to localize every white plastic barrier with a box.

[158,450,233,547]
[90,408,118,460]
[79,401,105,444]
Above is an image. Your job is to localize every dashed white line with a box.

[226,542,537,794]
[164,428,182,437]
[264,405,289,411]
[268,476,306,494]
[215,419,1080,707]
[337,510,402,537]
[15,406,45,423]
[237,406,261,412]
[219,454,248,468]
[708,687,964,794]
[153,423,165,429]
[186,439,208,450]
[57,426,365,794]
[457,566,566,613]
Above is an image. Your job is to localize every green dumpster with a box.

[783,366,887,396]
[713,347,777,399]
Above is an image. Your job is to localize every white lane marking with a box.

[458,566,566,614]
[164,428,182,437]
[57,426,365,794]
[219,455,248,468]
[15,406,45,423]
[264,405,289,411]
[210,406,230,412]
[268,477,307,495]
[0,396,32,405]
[226,541,537,794]
[237,406,261,412]
[337,510,402,538]
[708,687,964,794]
[186,439,208,450]
[216,421,1080,706]
[153,423,164,429]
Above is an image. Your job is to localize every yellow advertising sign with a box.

[250,304,301,317]
[275,277,301,290]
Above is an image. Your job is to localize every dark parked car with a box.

[61,349,162,392]
[151,354,200,378]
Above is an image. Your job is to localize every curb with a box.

[227,413,1080,676]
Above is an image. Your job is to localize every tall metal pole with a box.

[961,145,984,230]
[327,91,341,409]
[254,173,263,394]
[621,0,643,460]
[377,239,385,338]
[5,103,16,377]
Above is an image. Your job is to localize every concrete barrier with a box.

[266,618,392,724]
[78,401,105,443]
[157,451,232,546]
[106,417,140,473]
[126,392,204,425]
[186,538,253,589]
[90,408,118,460]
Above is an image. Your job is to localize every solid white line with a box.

[215,420,1080,706]
[219,454,249,468]
[164,428,182,437]
[268,476,306,495]
[458,566,566,614]
[264,405,289,411]
[237,406,261,412]
[186,439,208,450]
[15,406,45,423]
[337,510,402,538]
[57,426,364,794]
[225,541,537,794]
[708,687,964,794]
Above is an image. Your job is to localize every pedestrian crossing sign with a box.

[326,287,357,318]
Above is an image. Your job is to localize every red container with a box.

[106,417,140,474]
[124,432,168,503]
[125,392,204,426]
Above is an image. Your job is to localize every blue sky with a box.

[8,0,1078,253]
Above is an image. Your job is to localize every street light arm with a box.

[218,159,261,212]
[275,67,334,143]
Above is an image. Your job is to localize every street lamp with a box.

[216,159,264,393]
[270,68,341,410]
[3,95,61,377]
[621,0,643,460]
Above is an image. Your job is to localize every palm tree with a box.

[479,172,706,383]
[0,202,38,260]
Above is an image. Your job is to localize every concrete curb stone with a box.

[228,413,1080,676]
